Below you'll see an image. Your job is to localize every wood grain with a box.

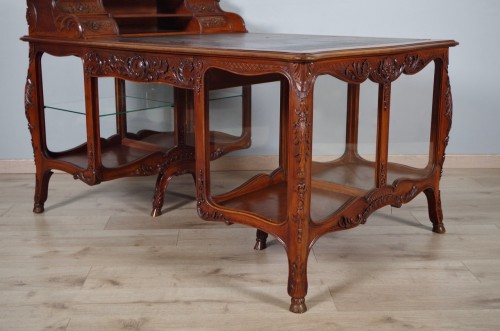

[1,171,499,329]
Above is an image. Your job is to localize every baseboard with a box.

[1,155,499,174]
[213,154,500,170]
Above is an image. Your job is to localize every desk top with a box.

[24,33,458,61]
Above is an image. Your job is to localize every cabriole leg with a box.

[33,170,53,213]
[424,188,446,234]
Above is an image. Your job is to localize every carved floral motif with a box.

[378,160,387,187]
[198,16,227,28]
[293,105,311,178]
[381,83,391,112]
[403,55,428,75]
[370,58,404,84]
[344,60,370,83]
[333,54,433,84]
[337,215,364,229]
[288,256,305,294]
[80,19,116,35]
[289,63,315,99]
[84,52,196,87]
[196,170,234,225]
[333,185,419,231]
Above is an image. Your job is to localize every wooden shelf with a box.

[312,157,431,192]
[217,181,354,224]
[49,129,247,172]
[213,157,432,224]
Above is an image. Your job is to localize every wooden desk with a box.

[22,2,457,314]
[22,0,263,217]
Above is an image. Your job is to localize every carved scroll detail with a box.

[83,52,196,87]
[196,170,234,225]
[344,60,370,83]
[370,58,405,84]
[332,54,433,84]
[364,185,418,218]
[333,185,419,231]
[193,59,204,95]
[404,55,428,75]
[336,215,364,229]
[55,15,81,37]
[381,83,391,112]
[73,143,102,185]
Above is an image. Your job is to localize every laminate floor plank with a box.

[1,170,500,330]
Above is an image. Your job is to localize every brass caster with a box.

[289,298,307,314]
[254,239,267,251]
[151,208,162,217]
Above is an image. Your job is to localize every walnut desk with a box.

[22,0,266,217]
[22,31,457,313]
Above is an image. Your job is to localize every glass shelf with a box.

[44,91,243,117]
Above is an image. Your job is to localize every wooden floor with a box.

[1,169,500,330]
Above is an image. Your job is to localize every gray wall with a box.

[2,0,499,159]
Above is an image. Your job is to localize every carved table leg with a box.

[287,245,310,313]
[424,188,446,234]
[26,46,52,214]
[151,165,195,217]
[423,53,453,234]
[33,170,53,213]
[285,62,315,313]
[254,229,269,250]
[151,171,168,217]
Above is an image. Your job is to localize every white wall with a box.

[2,0,499,159]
